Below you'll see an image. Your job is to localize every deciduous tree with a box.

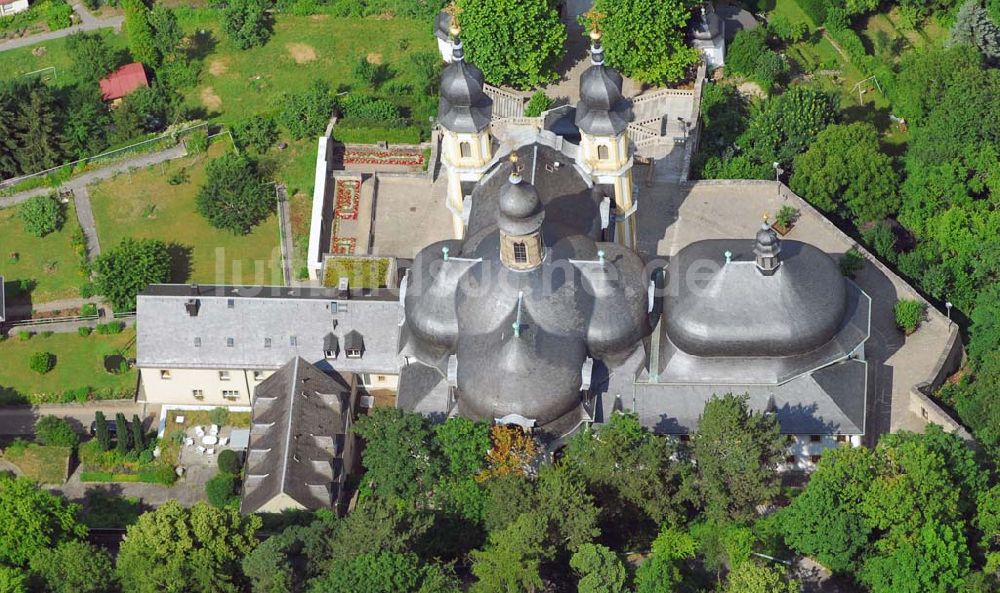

[122,0,158,66]
[195,154,273,235]
[457,0,566,88]
[352,408,441,504]
[28,541,115,593]
[18,194,64,237]
[92,237,171,312]
[570,543,627,593]
[221,0,271,50]
[634,527,696,593]
[306,552,459,593]
[470,512,550,593]
[115,501,261,593]
[724,561,799,593]
[0,474,86,566]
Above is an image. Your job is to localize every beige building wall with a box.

[357,372,399,391]
[579,131,636,248]
[441,129,493,238]
[140,368,275,406]
[255,492,307,514]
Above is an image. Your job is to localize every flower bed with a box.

[334,179,360,221]
[343,148,424,167]
[331,237,357,255]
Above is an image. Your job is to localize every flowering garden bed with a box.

[334,179,360,221]
[343,148,424,167]
[331,237,357,255]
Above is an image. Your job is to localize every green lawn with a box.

[323,256,391,289]
[771,0,817,30]
[0,328,136,405]
[0,29,126,85]
[0,200,86,304]
[176,10,436,126]
[1,444,71,484]
[88,139,283,286]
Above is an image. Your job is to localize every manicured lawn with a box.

[0,200,85,305]
[0,444,71,484]
[88,139,283,286]
[0,327,136,404]
[176,11,436,126]
[323,256,391,289]
[771,0,817,30]
[0,29,127,86]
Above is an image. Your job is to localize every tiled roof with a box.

[99,62,148,101]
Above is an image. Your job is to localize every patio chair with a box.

[184,438,194,446]
[209,424,219,436]
[196,445,206,454]
[194,426,205,437]
[206,448,215,456]
[218,436,228,446]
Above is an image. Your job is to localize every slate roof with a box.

[241,357,355,514]
[575,42,633,136]
[437,41,493,133]
[136,285,401,374]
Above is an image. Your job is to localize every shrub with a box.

[136,465,176,484]
[275,80,334,140]
[29,352,55,374]
[861,222,897,263]
[352,54,378,85]
[205,472,238,508]
[95,321,124,334]
[80,303,98,317]
[64,387,90,403]
[726,28,769,78]
[339,94,401,123]
[209,407,230,427]
[35,415,79,448]
[44,0,74,29]
[167,169,189,185]
[18,331,31,341]
[231,115,278,154]
[775,206,799,229]
[794,0,828,26]
[769,15,809,42]
[524,91,552,117]
[839,248,865,277]
[196,154,272,235]
[40,331,53,338]
[19,194,64,237]
[217,449,241,475]
[185,130,209,154]
[894,299,926,333]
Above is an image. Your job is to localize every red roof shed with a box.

[99,62,149,102]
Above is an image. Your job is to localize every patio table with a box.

[201,435,218,446]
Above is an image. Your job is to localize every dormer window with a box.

[460,141,471,158]
[346,348,362,359]
[264,337,271,348]
[227,299,235,309]
[344,330,364,359]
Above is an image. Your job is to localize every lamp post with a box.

[772,161,783,197]
[945,301,953,326]
[677,116,687,142]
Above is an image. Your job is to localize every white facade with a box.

[0,0,30,17]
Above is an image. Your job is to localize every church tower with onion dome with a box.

[575,15,637,249]
[437,11,494,239]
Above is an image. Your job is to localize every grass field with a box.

[0,200,85,305]
[0,28,126,84]
[0,327,136,404]
[1,444,71,484]
[771,0,817,30]
[88,139,283,286]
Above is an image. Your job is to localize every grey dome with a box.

[498,166,544,236]
[575,42,633,136]
[691,4,722,40]
[665,239,848,357]
[756,223,779,248]
[438,49,493,133]
[434,11,451,40]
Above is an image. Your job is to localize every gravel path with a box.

[0,3,123,53]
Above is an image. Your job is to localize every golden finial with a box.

[509,151,519,164]
[583,7,606,40]
[444,2,462,37]
[763,213,770,225]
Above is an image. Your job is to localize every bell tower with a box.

[575,12,637,250]
[498,153,545,271]
[437,6,494,239]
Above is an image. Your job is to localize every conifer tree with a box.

[131,414,145,451]
[115,413,131,454]
[94,411,111,452]
[13,80,65,174]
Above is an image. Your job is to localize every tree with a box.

[0,474,86,566]
[66,32,117,84]
[35,415,79,448]
[13,80,65,174]
[976,485,1000,573]
[478,424,538,480]
[116,501,261,593]
[952,0,1000,61]
[352,408,441,505]
[692,393,784,523]
[115,412,131,454]
[64,84,110,158]
[131,414,145,451]
[275,80,334,140]
[741,86,838,168]
[18,194,63,237]
[0,86,21,178]
[588,0,700,85]
[457,0,566,88]
[93,237,171,312]
[790,123,900,224]
[724,561,799,593]
[122,0,158,66]
[221,0,271,50]
[0,567,26,593]
[217,449,241,474]
[890,46,982,125]
[570,543,627,593]
[28,541,115,593]
[859,521,971,593]
[28,351,55,374]
[634,527,697,593]
[969,283,1000,365]
[147,4,183,64]
[94,411,111,452]
[433,417,490,522]
[523,91,552,117]
[205,472,238,508]
[534,463,599,551]
[470,512,550,593]
[196,154,272,235]
[779,446,874,573]
[232,114,278,154]
[306,552,459,593]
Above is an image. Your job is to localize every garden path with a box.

[72,185,101,259]
[0,3,123,53]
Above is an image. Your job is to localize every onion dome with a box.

[692,3,721,40]
[498,153,544,236]
[437,23,493,133]
[575,30,633,136]
[754,216,781,274]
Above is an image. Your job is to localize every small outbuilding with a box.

[99,62,149,104]
[0,0,30,18]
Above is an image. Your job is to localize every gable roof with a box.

[99,62,148,101]
[240,357,355,514]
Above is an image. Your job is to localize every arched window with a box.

[597,145,609,160]
[460,141,472,158]
[513,242,528,263]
